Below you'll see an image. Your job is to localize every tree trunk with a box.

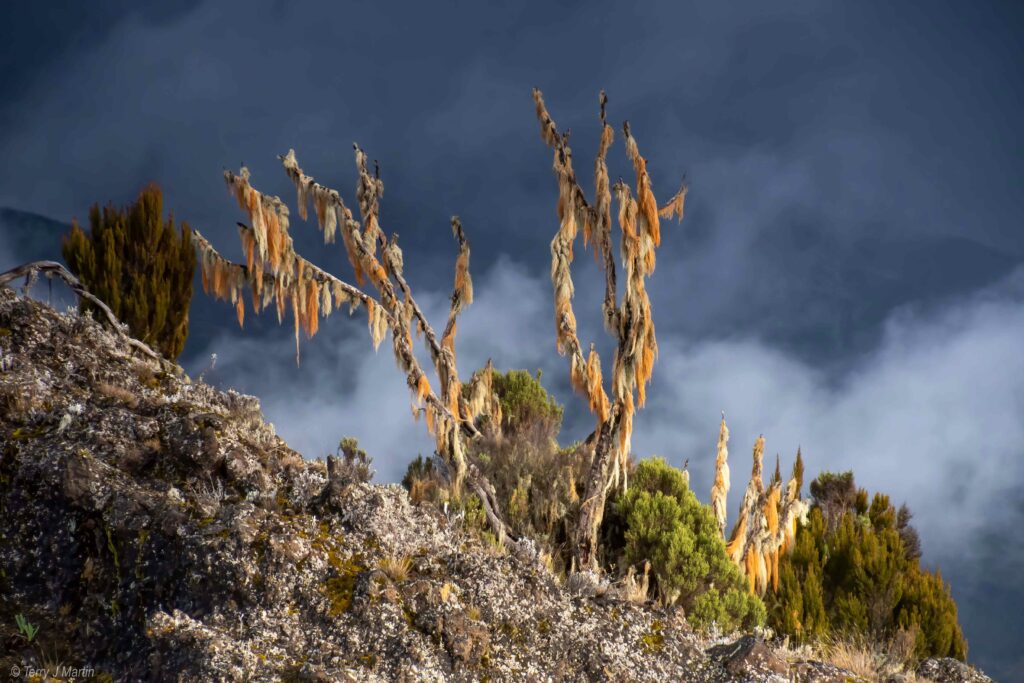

[572,408,619,570]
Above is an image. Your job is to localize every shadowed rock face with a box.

[0,288,995,682]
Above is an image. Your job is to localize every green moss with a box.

[10,426,46,440]
[324,553,365,616]
[135,529,149,580]
[105,527,120,573]
[640,620,664,653]
[310,520,343,557]
[499,621,524,644]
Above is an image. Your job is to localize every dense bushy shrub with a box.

[766,471,966,660]
[470,369,586,570]
[61,184,195,360]
[405,370,765,630]
[607,458,765,631]
[488,369,564,433]
[403,368,584,568]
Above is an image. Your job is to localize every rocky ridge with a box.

[0,288,994,682]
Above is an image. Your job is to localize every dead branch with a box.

[0,260,167,366]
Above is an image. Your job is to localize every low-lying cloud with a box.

[198,246,1024,676]
[201,257,1024,567]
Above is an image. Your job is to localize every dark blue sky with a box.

[1,1,1021,677]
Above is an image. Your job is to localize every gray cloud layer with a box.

[202,257,1024,559]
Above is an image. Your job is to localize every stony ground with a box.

[0,288,994,682]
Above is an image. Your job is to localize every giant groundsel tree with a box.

[531,89,687,568]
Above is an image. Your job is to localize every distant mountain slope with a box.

[0,207,69,268]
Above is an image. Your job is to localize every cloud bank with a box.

[198,255,1024,673]
[201,256,1024,562]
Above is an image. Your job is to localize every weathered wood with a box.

[0,260,167,366]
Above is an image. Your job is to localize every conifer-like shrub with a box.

[606,458,766,632]
[61,184,195,360]
[766,471,966,660]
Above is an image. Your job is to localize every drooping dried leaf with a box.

[711,416,731,538]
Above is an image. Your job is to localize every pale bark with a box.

[0,260,167,367]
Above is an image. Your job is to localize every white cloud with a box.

[638,267,1024,564]
[204,258,1024,574]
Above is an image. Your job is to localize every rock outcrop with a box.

[0,289,995,682]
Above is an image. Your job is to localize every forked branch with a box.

[533,88,687,568]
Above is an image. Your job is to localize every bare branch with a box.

[209,147,509,542]
[0,260,166,366]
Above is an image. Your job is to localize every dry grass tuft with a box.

[378,554,413,583]
[616,561,650,603]
[826,637,878,680]
[96,382,140,408]
[821,631,922,682]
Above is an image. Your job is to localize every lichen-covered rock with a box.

[0,289,995,682]
[789,660,861,683]
[917,657,994,683]
[707,636,789,681]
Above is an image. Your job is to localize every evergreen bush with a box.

[766,471,966,660]
[61,184,194,360]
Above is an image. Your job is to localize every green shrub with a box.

[469,369,585,570]
[610,457,765,632]
[766,471,966,660]
[332,437,373,485]
[61,184,195,360]
[488,369,563,434]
